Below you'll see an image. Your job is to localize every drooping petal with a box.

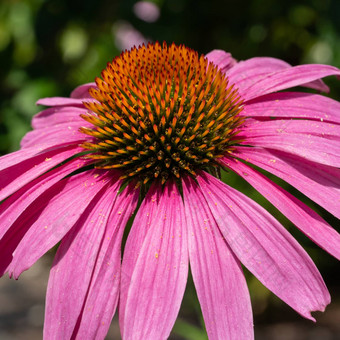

[44,179,139,340]
[241,92,340,124]
[120,181,188,340]
[0,158,89,277]
[70,82,97,99]
[183,176,253,340]
[73,182,139,339]
[20,122,89,149]
[6,170,111,279]
[0,144,62,171]
[36,97,94,107]
[32,106,87,130]
[242,117,340,137]
[0,145,84,202]
[0,157,88,239]
[234,146,340,219]
[237,64,340,101]
[205,50,237,73]
[225,58,330,98]
[222,157,340,260]
[239,119,340,167]
[197,171,330,320]
[44,178,120,340]
[226,57,290,88]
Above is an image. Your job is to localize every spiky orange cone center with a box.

[80,42,244,185]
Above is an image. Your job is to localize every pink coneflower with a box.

[1,42,339,339]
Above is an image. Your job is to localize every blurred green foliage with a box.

[0,0,339,338]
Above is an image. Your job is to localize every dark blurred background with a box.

[0,0,339,339]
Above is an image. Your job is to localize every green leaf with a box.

[172,318,208,340]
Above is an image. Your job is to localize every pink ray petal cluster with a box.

[0,44,339,340]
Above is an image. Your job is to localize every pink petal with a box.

[205,50,237,73]
[226,57,290,89]
[239,119,340,167]
[44,180,139,340]
[234,146,340,219]
[197,172,330,320]
[0,145,57,171]
[222,157,340,260]
[120,181,188,340]
[7,170,111,279]
[0,157,88,240]
[225,58,331,100]
[44,178,121,340]
[241,116,340,136]
[36,97,92,107]
[183,176,253,340]
[32,106,87,130]
[0,146,84,202]
[70,82,97,99]
[73,182,139,339]
[241,92,340,124]
[238,64,340,101]
[20,122,89,149]
[301,79,330,92]
[0,158,88,277]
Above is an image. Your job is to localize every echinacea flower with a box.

[1,42,340,340]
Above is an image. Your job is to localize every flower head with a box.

[0,42,339,340]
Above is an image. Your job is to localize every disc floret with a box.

[80,42,244,185]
